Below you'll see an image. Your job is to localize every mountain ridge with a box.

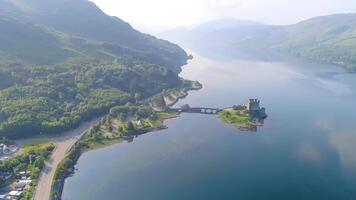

[0,0,188,72]
[160,15,356,69]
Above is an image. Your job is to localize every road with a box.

[33,138,76,200]
[32,118,101,200]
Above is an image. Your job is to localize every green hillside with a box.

[0,0,188,71]
[0,0,188,138]
[277,14,356,69]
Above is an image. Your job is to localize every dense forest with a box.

[0,0,188,139]
[0,60,183,138]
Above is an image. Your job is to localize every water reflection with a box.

[184,44,356,99]
[63,48,356,200]
[237,118,265,132]
[297,143,321,164]
[122,129,159,143]
[317,119,356,173]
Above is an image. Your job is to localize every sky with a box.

[91,0,356,33]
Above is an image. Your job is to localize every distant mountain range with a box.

[160,15,356,69]
[0,0,188,72]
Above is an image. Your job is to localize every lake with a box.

[62,50,356,200]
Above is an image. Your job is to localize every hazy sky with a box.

[91,0,356,33]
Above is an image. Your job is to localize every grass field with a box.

[219,108,251,127]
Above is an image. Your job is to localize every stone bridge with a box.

[169,104,223,115]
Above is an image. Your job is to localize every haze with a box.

[91,0,356,33]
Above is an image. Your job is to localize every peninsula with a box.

[50,82,201,200]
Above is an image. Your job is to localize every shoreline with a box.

[164,82,202,107]
[50,84,201,200]
[73,113,180,155]
[32,117,103,200]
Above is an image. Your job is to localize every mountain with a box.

[276,14,356,68]
[160,19,267,45]
[0,0,189,138]
[160,15,356,69]
[0,0,188,72]
[191,18,263,32]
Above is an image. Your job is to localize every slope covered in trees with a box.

[0,0,188,72]
[0,0,188,138]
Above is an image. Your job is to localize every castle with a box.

[244,99,261,112]
[243,99,267,118]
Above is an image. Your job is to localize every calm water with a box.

[62,51,356,200]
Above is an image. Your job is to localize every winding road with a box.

[33,138,76,200]
[30,118,101,200]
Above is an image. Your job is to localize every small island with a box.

[219,99,267,131]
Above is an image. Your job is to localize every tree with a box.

[108,125,113,132]
[119,113,126,121]
[0,176,6,187]
[127,122,135,131]
[33,156,45,169]
[118,126,124,133]
[130,78,138,94]
[152,94,166,110]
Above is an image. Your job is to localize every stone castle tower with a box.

[244,99,261,112]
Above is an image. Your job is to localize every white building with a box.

[18,179,32,185]
[8,191,23,198]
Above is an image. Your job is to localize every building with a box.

[18,180,32,185]
[244,99,261,112]
[14,183,26,191]
[8,191,23,198]
[136,120,143,127]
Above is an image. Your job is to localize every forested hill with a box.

[0,0,188,72]
[160,15,356,70]
[0,0,189,139]
[277,14,356,69]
